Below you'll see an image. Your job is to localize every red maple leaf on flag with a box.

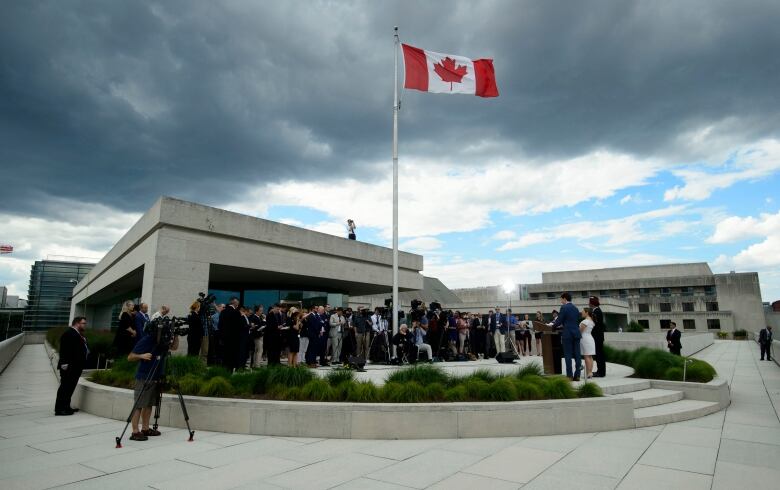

[433,57,468,91]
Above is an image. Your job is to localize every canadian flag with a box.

[402,44,498,97]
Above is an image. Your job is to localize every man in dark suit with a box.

[589,296,607,377]
[265,303,284,366]
[666,322,682,356]
[550,293,582,380]
[759,325,773,361]
[55,316,89,415]
[219,297,243,371]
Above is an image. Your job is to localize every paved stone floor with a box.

[0,340,777,489]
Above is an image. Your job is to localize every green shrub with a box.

[633,349,682,379]
[425,382,446,401]
[469,368,499,383]
[346,381,380,403]
[267,384,289,400]
[396,381,427,403]
[380,382,404,402]
[84,330,115,363]
[111,358,138,374]
[486,378,518,401]
[684,359,716,382]
[326,368,356,386]
[542,376,577,399]
[627,321,645,332]
[166,355,207,379]
[203,366,233,380]
[46,326,67,350]
[516,364,544,378]
[444,385,467,402]
[283,386,303,401]
[198,377,234,397]
[663,367,684,381]
[301,379,338,401]
[230,371,260,396]
[717,331,729,339]
[733,329,748,338]
[386,364,449,386]
[89,370,110,384]
[266,365,315,388]
[513,379,544,400]
[603,344,633,366]
[463,379,490,400]
[577,382,603,398]
[177,375,205,395]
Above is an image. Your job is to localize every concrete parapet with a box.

[75,379,636,439]
[605,332,713,356]
[0,333,25,374]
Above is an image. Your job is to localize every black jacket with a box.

[759,328,773,344]
[58,327,88,371]
[591,306,605,342]
[666,328,682,350]
[219,305,243,341]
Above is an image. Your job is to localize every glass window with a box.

[661,287,671,297]
[600,290,611,298]
[683,319,696,329]
[638,303,650,313]
[243,290,279,311]
[639,288,649,296]
[707,319,721,329]
[660,319,671,329]
[209,289,241,306]
[682,302,694,312]
[546,292,556,299]
[704,285,716,296]
[619,289,629,298]
[660,303,672,312]
[638,320,649,329]
[706,302,719,312]
[681,286,694,296]
[580,290,589,298]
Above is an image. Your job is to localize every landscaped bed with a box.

[90,359,603,403]
[604,345,717,382]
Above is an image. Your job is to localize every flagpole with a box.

[392,26,400,341]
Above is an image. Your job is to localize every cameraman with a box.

[126,324,179,441]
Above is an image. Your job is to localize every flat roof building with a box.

[70,197,424,328]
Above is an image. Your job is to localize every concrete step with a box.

[594,378,652,396]
[617,388,684,409]
[633,399,721,428]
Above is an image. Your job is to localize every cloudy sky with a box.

[1,0,779,301]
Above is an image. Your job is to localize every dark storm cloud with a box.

[1,0,779,216]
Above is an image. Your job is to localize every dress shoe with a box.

[54,410,74,416]
[69,408,80,413]
[572,377,581,381]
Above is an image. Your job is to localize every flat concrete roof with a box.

[542,262,714,283]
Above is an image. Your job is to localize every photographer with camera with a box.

[391,324,415,364]
[126,319,179,441]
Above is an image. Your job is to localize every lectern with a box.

[534,321,562,375]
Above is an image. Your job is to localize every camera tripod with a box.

[115,350,194,448]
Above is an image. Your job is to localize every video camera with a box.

[144,315,189,349]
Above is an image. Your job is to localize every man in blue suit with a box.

[550,292,582,380]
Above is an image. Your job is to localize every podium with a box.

[534,321,562,375]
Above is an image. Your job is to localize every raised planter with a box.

[74,379,636,439]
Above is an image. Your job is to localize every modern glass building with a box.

[24,260,95,330]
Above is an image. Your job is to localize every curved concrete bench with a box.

[75,379,636,439]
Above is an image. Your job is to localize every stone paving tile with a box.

[0,463,104,490]
[523,467,620,490]
[427,471,521,490]
[712,460,780,490]
[56,459,208,490]
[463,445,565,484]
[428,436,523,457]
[81,438,222,473]
[618,463,712,490]
[369,448,483,489]
[332,478,419,490]
[655,424,722,448]
[272,437,376,464]
[178,436,303,468]
[555,439,649,480]
[514,432,593,453]
[152,455,306,490]
[716,438,780,470]
[721,421,780,446]
[357,438,449,461]
[270,452,394,490]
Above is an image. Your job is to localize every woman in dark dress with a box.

[287,309,302,367]
[113,300,137,357]
[186,301,203,357]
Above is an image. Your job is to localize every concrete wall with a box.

[605,332,714,356]
[542,263,713,283]
[715,272,765,332]
[766,312,780,330]
[0,333,25,374]
[75,379,636,439]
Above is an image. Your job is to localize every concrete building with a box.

[70,197,424,328]
[24,260,94,331]
[523,263,764,333]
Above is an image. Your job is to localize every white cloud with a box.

[0,200,138,298]
[619,195,633,205]
[707,210,780,244]
[497,205,689,251]
[492,230,516,240]
[222,149,661,240]
[665,138,780,201]
[400,236,444,252]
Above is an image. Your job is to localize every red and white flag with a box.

[0,244,13,254]
[402,44,498,97]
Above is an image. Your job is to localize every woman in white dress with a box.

[579,308,596,379]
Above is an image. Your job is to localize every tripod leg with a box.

[152,381,162,432]
[173,382,195,442]
[115,357,161,448]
